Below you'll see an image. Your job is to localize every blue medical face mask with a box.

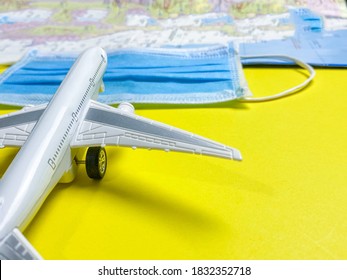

[0,44,250,106]
[0,44,314,106]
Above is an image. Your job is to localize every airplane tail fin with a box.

[0,228,42,260]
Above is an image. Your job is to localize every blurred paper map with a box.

[0,0,347,65]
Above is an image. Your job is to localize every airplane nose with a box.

[81,47,108,64]
[97,47,108,64]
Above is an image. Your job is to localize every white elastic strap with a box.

[240,55,315,102]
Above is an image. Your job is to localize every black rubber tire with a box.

[86,147,107,180]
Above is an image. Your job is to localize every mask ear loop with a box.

[239,55,315,102]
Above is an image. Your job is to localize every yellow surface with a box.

[0,66,346,260]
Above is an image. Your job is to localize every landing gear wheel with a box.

[86,147,107,180]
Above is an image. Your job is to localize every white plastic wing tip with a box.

[232,149,242,161]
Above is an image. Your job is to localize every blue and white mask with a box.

[0,43,314,106]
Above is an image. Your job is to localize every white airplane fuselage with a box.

[0,48,107,240]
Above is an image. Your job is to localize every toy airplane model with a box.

[0,47,241,260]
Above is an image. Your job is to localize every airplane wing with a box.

[71,101,242,160]
[0,104,46,148]
[0,228,42,260]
